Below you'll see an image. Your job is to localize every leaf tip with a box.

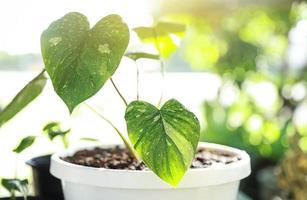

[68,107,75,115]
[168,181,180,188]
[65,102,76,115]
[163,176,183,188]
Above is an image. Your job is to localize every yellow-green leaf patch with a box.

[133,22,185,58]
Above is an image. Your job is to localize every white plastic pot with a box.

[51,142,251,200]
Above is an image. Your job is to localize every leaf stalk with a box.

[153,29,165,108]
[110,78,128,106]
[84,103,139,159]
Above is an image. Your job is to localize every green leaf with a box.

[133,22,185,58]
[13,136,36,153]
[43,121,60,132]
[125,52,159,61]
[125,99,200,186]
[134,22,185,39]
[0,71,47,127]
[80,137,100,142]
[1,179,29,198]
[41,12,130,113]
[47,130,70,140]
[43,122,70,141]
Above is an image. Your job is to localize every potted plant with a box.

[1,136,39,200]
[1,179,36,200]
[26,121,70,200]
[0,12,251,200]
[25,121,98,200]
[0,124,68,200]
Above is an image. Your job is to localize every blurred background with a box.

[1,0,307,199]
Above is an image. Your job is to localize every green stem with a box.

[10,191,15,200]
[153,29,165,108]
[110,78,128,106]
[157,59,165,107]
[135,61,140,100]
[84,103,139,159]
[14,154,18,179]
[61,136,69,149]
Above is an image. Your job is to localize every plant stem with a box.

[84,103,139,159]
[14,154,18,179]
[110,78,128,106]
[11,192,15,200]
[153,29,165,108]
[135,61,140,100]
[157,59,165,107]
[61,136,69,149]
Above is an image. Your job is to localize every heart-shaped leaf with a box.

[133,22,185,58]
[13,136,36,154]
[125,99,200,186]
[0,71,46,127]
[41,12,129,113]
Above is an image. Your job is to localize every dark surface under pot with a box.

[26,155,64,200]
[0,197,39,200]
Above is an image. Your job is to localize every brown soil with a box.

[62,146,241,170]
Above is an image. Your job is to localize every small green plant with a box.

[42,121,71,148]
[0,122,71,199]
[12,121,71,152]
[0,12,200,186]
[1,179,29,200]
[1,134,35,200]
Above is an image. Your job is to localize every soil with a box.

[62,146,241,170]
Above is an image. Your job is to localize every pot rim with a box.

[50,142,251,189]
[26,154,52,168]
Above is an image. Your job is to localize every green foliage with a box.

[13,136,36,154]
[201,83,290,162]
[216,36,258,83]
[125,99,200,186]
[180,7,291,77]
[41,12,130,113]
[43,121,70,148]
[158,4,307,166]
[183,21,227,69]
[1,178,28,200]
[12,122,71,155]
[0,12,201,187]
[134,22,185,58]
[0,71,46,127]
[125,52,159,61]
[79,137,100,142]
